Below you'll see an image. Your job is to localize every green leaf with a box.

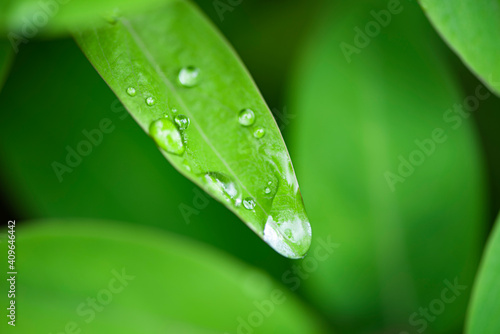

[0,38,291,277]
[0,40,13,90]
[419,0,500,95]
[74,0,311,259]
[288,1,486,332]
[0,0,172,37]
[466,214,500,333]
[0,219,328,333]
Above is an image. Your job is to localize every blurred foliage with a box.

[0,0,172,36]
[0,40,13,90]
[194,0,323,114]
[0,219,329,333]
[419,0,500,95]
[288,0,486,332]
[466,214,500,334]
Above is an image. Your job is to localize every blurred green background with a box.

[1,0,500,333]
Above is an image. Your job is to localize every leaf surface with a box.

[74,0,311,258]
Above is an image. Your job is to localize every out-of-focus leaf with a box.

[195,0,323,112]
[0,39,291,278]
[0,0,172,37]
[466,214,500,333]
[419,0,500,95]
[0,219,329,333]
[74,0,311,259]
[289,1,485,332]
[0,40,13,90]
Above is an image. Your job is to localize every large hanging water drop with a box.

[149,118,184,155]
[238,109,255,126]
[178,66,200,87]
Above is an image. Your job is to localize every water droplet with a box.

[149,118,184,155]
[172,108,178,113]
[174,114,190,130]
[178,66,200,87]
[182,160,191,172]
[243,197,256,210]
[203,172,241,205]
[146,97,155,106]
[126,87,136,96]
[253,127,265,138]
[104,9,120,24]
[263,213,311,259]
[239,109,255,127]
[263,179,278,197]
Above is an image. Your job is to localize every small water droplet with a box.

[146,97,155,106]
[149,118,184,155]
[243,197,256,210]
[174,114,190,130]
[104,9,120,24]
[253,127,265,138]
[263,179,278,197]
[172,108,178,113]
[126,87,136,96]
[203,172,241,205]
[178,66,200,87]
[239,109,255,127]
[182,160,191,172]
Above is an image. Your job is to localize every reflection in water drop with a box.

[146,97,155,106]
[149,118,184,155]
